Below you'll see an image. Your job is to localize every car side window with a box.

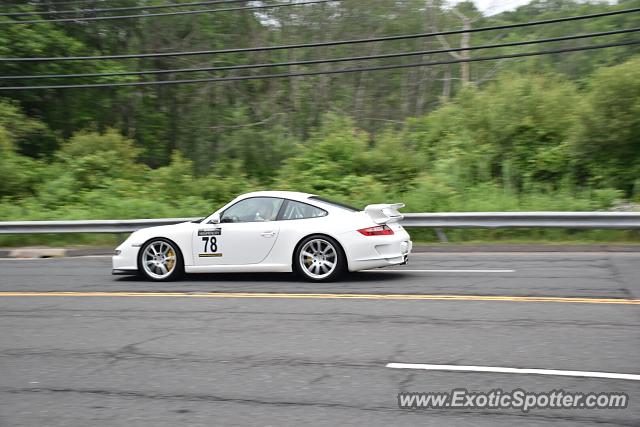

[280,200,327,220]
[221,197,284,223]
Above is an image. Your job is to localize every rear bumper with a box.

[348,253,410,271]
[343,228,412,271]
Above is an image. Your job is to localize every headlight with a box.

[114,249,122,255]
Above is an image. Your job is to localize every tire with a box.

[138,238,184,281]
[294,235,346,282]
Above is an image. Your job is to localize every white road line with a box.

[367,269,515,273]
[0,259,514,273]
[386,363,640,381]
[0,255,112,260]
[0,260,514,273]
[72,255,112,259]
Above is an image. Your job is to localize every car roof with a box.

[237,191,316,202]
[226,191,359,215]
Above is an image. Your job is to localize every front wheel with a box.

[294,236,345,282]
[138,238,183,281]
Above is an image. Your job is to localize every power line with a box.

[0,1,265,17]
[1,1,109,7]
[2,6,637,61]
[1,0,340,24]
[1,39,636,90]
[3,27,637,80]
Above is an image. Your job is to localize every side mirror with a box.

[210,213,221,224]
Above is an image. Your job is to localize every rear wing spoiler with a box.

[364,203,405,224]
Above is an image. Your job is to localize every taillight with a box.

[357,225,394,236]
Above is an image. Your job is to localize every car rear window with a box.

[308,196,360,212]
[280,200,327,220]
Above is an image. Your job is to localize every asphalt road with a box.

[0,252,639,426]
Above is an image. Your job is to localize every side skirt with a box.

[112,269,138,276]
[185,264,292,274]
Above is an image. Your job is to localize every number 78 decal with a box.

[200,236,222,257]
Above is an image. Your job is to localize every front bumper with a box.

[112,268,138,276]
[112,242,140,272]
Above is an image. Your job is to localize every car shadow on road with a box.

[115,271,406,284]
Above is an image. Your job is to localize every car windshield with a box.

[221,197,284,223]
[308,196,360,212]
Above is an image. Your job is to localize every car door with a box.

[193,197,283,266]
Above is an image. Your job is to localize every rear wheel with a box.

[138,238,183,281]
[294,235,345,282]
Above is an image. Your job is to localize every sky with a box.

[448,0,533,15]
[448,0,617,15]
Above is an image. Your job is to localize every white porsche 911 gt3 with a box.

[112,191,412,281]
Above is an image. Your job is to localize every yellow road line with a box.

[0,292,638,304]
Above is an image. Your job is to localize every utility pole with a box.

[434,5,476,88]
[456,9,471,86]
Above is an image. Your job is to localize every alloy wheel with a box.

[298,238,337,280]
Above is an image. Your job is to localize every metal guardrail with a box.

[0,212,639,234]
[0,218,199,234]
[401,212,640,229]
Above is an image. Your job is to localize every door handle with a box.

[260,231,276,238]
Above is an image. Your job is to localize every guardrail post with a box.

[434,228,449,243]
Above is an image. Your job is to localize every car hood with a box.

[125,221,195,245]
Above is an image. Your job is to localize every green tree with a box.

[406,73,580,191]
[571,57,640,194]
[0,126,43,198]
[53,129,145,191]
